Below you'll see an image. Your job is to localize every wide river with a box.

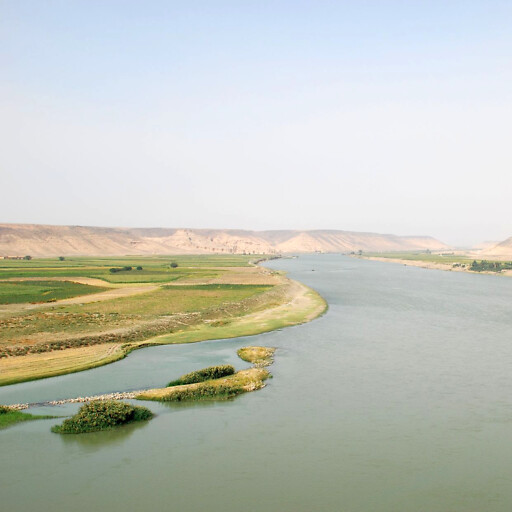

[2,255,512,512]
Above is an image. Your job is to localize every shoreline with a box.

[355,255,512,277]
[0,270,327,387]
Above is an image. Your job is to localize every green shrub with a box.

[168,365,235,387]
[161,382,244,402]
[51,400,153,434]
[0,405,10,414]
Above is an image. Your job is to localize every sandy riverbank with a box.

[357,256,512,277]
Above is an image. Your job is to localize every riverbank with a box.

[355,255,512,277]
[0,260,327,386]
[0,406,53,428]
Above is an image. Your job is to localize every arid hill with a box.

[0,224,448,257]
[480,237,512,259]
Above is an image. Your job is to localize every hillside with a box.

[0,224,448,257]
[481,237,512,259]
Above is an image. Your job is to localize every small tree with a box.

[24,255,32,260]
[170,262,178,268]
[136,266,143,271]
[59,256,65,261]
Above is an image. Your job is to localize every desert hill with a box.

[0,223,448,257]
[480,237,512,259]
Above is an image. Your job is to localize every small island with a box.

[136,346,275,402]
[51,400,153,434]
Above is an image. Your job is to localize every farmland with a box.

[0,255,326,385]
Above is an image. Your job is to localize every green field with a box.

[0,255,256,281]
[0,280,108,304]
[0,255,276,357]
[0,254,326,385]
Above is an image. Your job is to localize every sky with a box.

[1,1,511,247]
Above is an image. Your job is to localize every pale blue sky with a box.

[2,1,511,246]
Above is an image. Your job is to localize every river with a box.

[1,254,512,512]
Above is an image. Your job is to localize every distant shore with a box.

[354,255,512,277]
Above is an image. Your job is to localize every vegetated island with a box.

[0,255,325,386]
[352,251,512,277]
[136,345,274,402]
[51,400,153,434]
[5,345,274,433]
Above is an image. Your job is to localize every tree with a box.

[59,256,65,261]
[24,255,32,260]
[136,266,143,271]
[170,262,178,268]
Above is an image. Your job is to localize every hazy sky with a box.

[2,1,511,246]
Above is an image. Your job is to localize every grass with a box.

[0,255,258,280]
[167,365,235,386]
[0,405,54,429]
[0,284,274,356]
[137,368,270,402]
[137,345,274,403]
[237,346,275,366]
[0,256,327,386]
[51,400,153,434]
[0,280,107,304]
[0,344,123,386]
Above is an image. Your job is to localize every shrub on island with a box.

[137,368,270,403]
[167,365,235,387]
[51,400,153,434]
[0,405,10,414]
[161,381,244,402]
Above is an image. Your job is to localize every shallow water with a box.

[2,255,512,512]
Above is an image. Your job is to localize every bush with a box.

[51,400,153,434]
[0,405,10,414]
[24,255,32,260]
[123,266,133,271]
[170,262,178,268]
[59,256,65,261]
[161,382,244,402]
[136,266,143,271]
[168,365,235,387]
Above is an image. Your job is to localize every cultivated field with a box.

[0,255,326,385]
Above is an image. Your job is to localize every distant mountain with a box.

[0,223,449,257]
[481,237,512,259]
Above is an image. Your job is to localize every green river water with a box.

[1,254,512,512]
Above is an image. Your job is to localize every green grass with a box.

[0,406,54,428]
[51,400,153,434]
[0,255,259,280]
[0,284,274,354]
[167,365,235,386]
[0,280,107,304]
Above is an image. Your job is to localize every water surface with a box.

[1,255,512,512]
